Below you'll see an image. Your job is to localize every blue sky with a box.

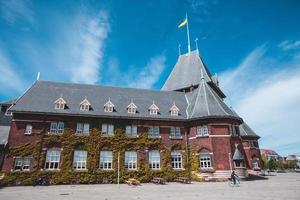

[0,0,300,156]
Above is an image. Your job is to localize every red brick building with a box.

[1,50,261,183]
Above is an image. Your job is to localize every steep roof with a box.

[162,50,212,91]
[185,75,240,120]
[233,147,245,160]
[10,81,188,120]
[239,122,260,138]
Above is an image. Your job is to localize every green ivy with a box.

[1,128,195,186]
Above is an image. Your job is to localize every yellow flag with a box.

[178,18,187,28]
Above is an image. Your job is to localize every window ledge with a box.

[73,169,88,172]
[99,168,114,171]
[126,135,139,138]
[41,169,61,172]
[24,133,32,136]
[101,134,114,137]
[169,136,183,140]
[75,133,90,136]
[196,135,209,138]
[148,135,161,139]
[47,132,63,135]
[11,170,30,173]
[172,168,184,171]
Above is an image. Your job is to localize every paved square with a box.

[1,173,299,200]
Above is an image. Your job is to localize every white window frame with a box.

[252,157,259,169]
[80,104,90,111]
[25,124,32,135]
[100,151,113,170]
[101,124,114,136]
[170,103,179,116]
[199,154,212,169]
[196,126,209,137]
[5,110,12,116]
[171,150,182,169]
[54,97,66,110]
[13,157,31,171]
[149,103,159,115]
[45,149,61,170]
[76,123,90,135]
[170,127,181,137]
[125,125,138,137]
[148,126,160,138]
[49,122,64,134]
[73,150,87,170]
[149,150,160,170]
[125,151,137,170]
[104,100,114,113]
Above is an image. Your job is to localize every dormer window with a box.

[54,97,66,110]
[104,98,114,112]
[170,102,179,116]
[127,100,137,114]
[149,102,159,115]
[80,98,91,111]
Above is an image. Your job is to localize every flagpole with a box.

[186,13,191,54]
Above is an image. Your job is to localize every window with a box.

[127,101,137,114]
[170,127,181,137]
[200,155,212,169]
[252,157,259,169]
[125,151,137,170]
[100,151,113,170]
[171,150,182,169]
[125,125,137,137]
[234,160,245,168]
[148,126,160,138]
[149,150,160,169]
[25,124,32,135]
[101,124,114,135]
[49,122,64,134]
[196,126,209,137]
[54,97,66,110]
[13,157,31,171]
[5,110,12,116]
[149,102,159,115]
[76,123,90,135]
[104,99,114,112]
[80,98,91,111]
[249,141,258,148]
[73,150,87,170]
[170,103,179,116]
[45,149,61,170]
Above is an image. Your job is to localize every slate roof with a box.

[185,75,240,120]
[162,50,212,91]
[239,122,259,138]
[0,126,10,145]
[10,81,189,120]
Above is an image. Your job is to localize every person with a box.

[231,170,238,185]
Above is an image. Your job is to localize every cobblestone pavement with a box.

[1,173,299,200]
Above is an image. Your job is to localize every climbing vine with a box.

[1,128,193,186]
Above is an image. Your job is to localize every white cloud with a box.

[106,55,166,89]
[70,12,109,84]
[279,40,300,51]
[126,55,166,89]
[0,0,34,24]
[219,45,300,156]
[0,49,25,94]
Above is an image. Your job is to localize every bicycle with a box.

[228,177,240,187]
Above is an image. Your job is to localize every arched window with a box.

[199,149,213,169]
[252,157,259,169]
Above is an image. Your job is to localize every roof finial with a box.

[178,43,181,56]
[195,38,199,51]
[36,72,40,81]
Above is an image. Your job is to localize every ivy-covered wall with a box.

[1,128,191,186]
